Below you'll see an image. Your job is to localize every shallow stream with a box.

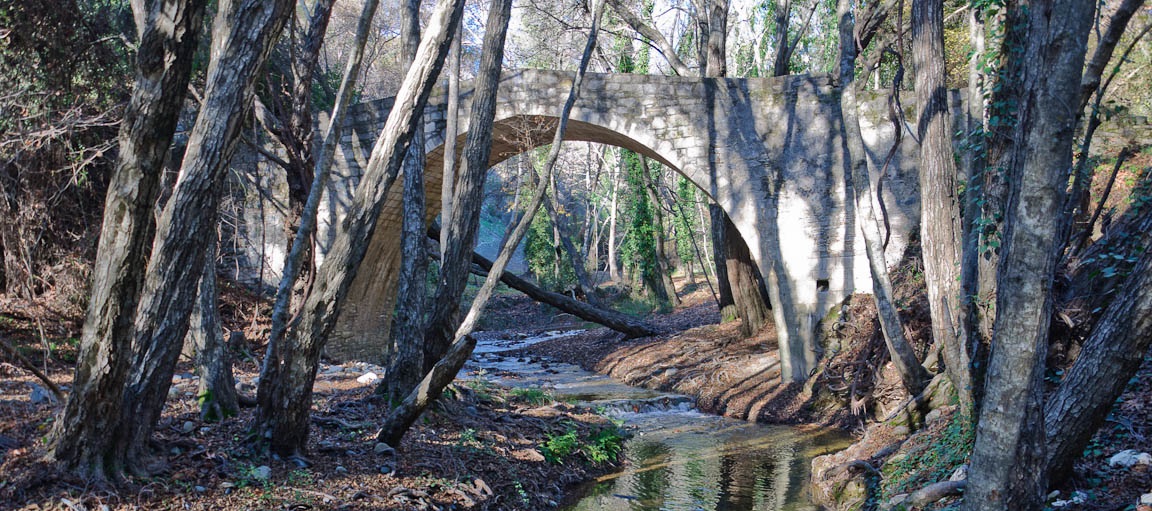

[467,331,851,511]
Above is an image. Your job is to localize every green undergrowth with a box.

[540,423,626,465]
[880,412,974,501]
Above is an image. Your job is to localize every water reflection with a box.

[564,413,849,511]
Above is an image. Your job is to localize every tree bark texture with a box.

[723,215,771,336]
[422,0,514,374]
[49,0,207,479]
[960,4,988,407]
[385,0,429,404]
[963,2,1095,508]
[116,0,294,471]
[837,0,930,396]
[1044,249,1152,483]
[709,203,737,321]
[912,0,973,413]
[253,0,465,457]
[188,246,240,422]
[1078,0,1146,111]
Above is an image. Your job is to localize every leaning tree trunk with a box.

[422,0,514,374]
[723,215,772,337]
[258,0,381,412]
[188,244,240,422]
[962,2,1095,509]
[543,189,604,307]
[1045,249,1152,484]
[377,1,602,446]
[709,204,737,321]
[48,0,208,480]
[253,0,465,458]
[837,0,930,396]
[912,0,973,413]
[114,0,294,474]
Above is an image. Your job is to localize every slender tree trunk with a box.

[607,155,621,281]
[837,0,930,396]
[771,0,793,76]
[963,2,1095,508]
[1045,249,1152,483]
[384,0,429,405]
[912,0,973,413]
[189,242,240,422]
[440,22,462,255]
[960,3,988,406]
[422,0,514,374]
[640,158,680,306]
[252,0,465,457]
[259,0,382,413]
[48,0,207,480]
[544,188,603,306]
[378,0,604,446]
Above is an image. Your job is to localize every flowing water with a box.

[466,331,851,511]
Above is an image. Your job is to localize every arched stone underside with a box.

[317,69,924,381]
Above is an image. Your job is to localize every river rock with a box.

[356,372,379,384]
[29,383,55,405]
[374,442,396,456]
[182,421,196,434]
[252,465,272,480]
[1141,492,1152,505]
[1109,449,1152,467]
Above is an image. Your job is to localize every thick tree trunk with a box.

[963,2,1095,508]
[912,0,973,413]
[422,0,514,374]
[709,204,737,321]
[723,216,771,336]
[48,0,207,480]
[188,247,240,422]
[384,0,428,406]
[1045,249,1152,484]
[378,3,602,446]
[837,0,930,396]
[115,0,294,473]
[253,0,465,458]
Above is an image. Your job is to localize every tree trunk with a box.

[963,2,1095,508]
[1045,249,1152,484]
[259,0,381,413]
[640,158,680,306]
[607,155,621,281]
[48,0,207,480]
[912,0,973,413]
[439,22,462,255]
[709,204,737,321]
[115,0,294,473]
[464,242,657,337]
[378,3,603,446]
[723,216,772,336]
[423,0,515,374]
[543,188,603,307]
[837,0,930,396]
[383,0,428,406]
[253,0,465,458]
[189,244,240,422]
[960,4,988,407]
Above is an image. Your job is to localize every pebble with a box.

[252,465,272,480]
[170,447,181,456]
[182,421,196,434]
[950,464,968,482]
[335,465,348,474]
[374,442,396,456]
[194,486,206,493]
[379,463,395,475]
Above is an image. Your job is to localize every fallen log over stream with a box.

[468,251,659,338]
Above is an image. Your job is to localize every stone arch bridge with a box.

[313,69,924,381]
